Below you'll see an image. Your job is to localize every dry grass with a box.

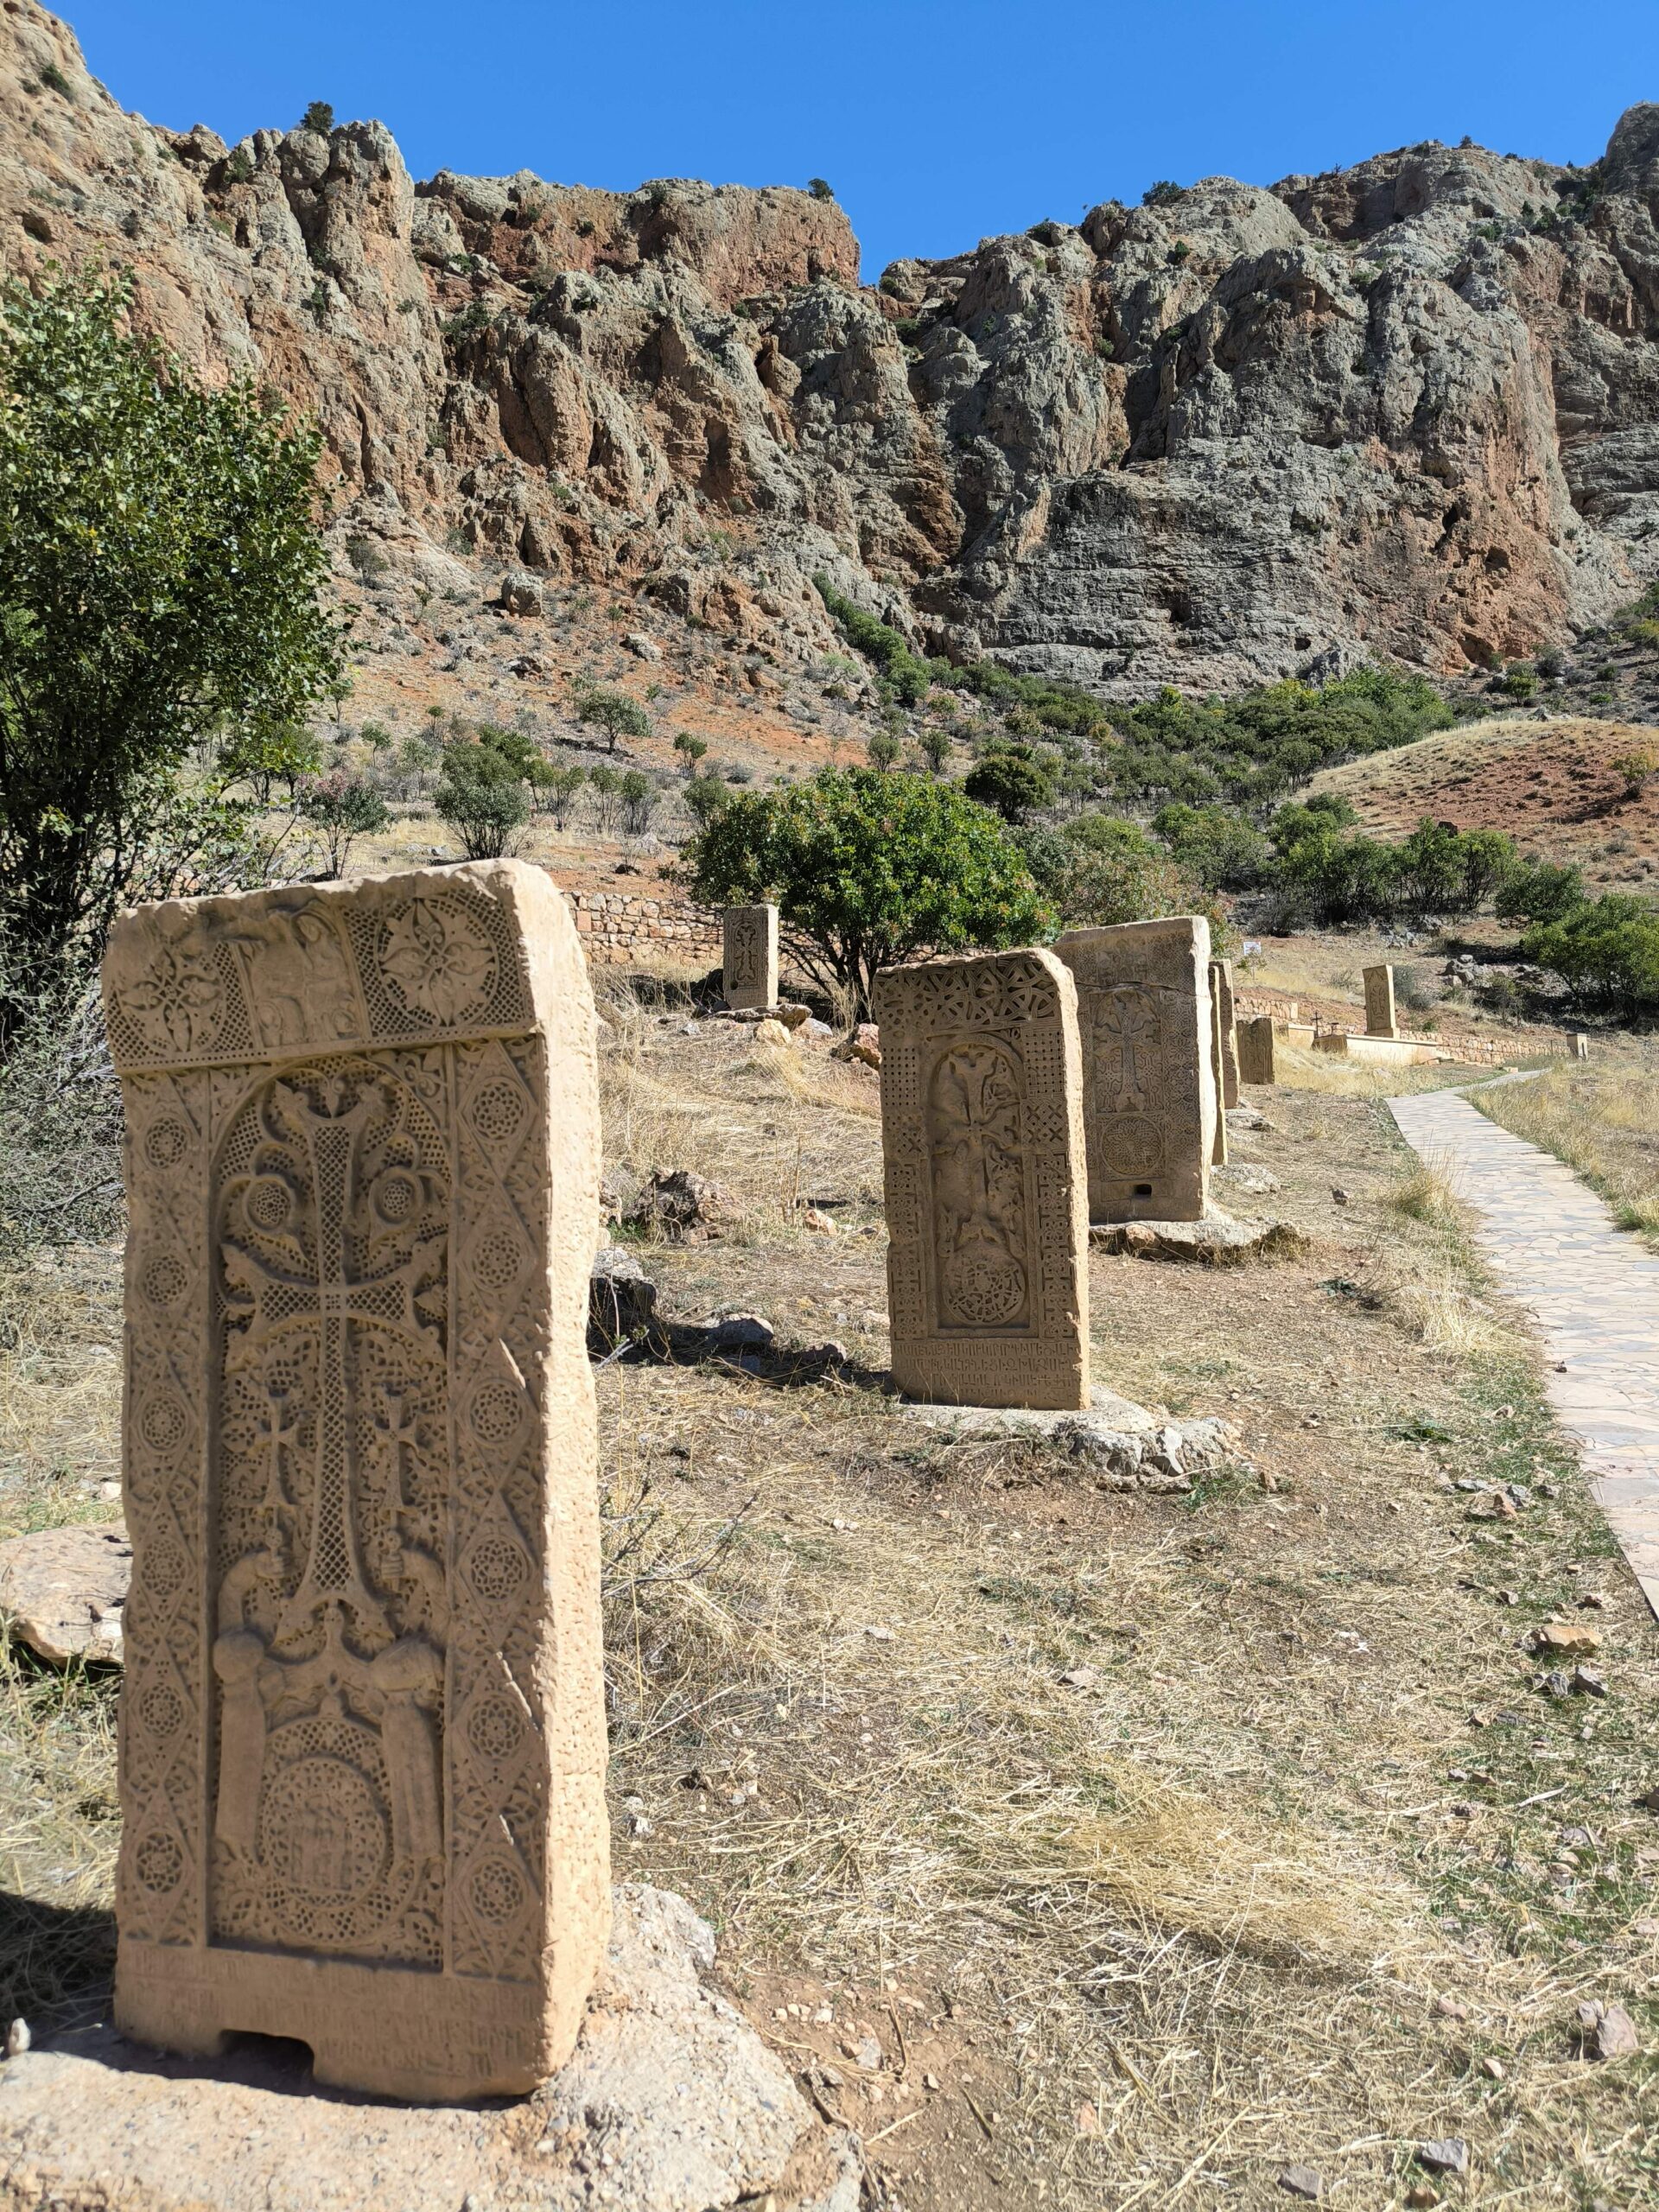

[3,991,1657,2204]
[1272,1039,1470,1101]
[1475,1049,1659,1243]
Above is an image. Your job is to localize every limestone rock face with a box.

[2,1,1656,689]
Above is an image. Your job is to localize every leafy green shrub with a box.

[226,145,254,185]
[807,178,834,201]
[576,685,651,752]
[1496,857,1586,927]
[299,768,388,875]
[963,743,1057,822]
[0,265,345,1036]
[434,731,533,859]
[1022,815,1201,933]
[1142,181,1185,207]
[1613,745,1657,799]
[1523,895,1659,1014]
[37,62,72,99]
[300,100,335,136]
[1151,802,1272,892]
[619,769,658,835]
[539,764,586,827]
[868,731,902,772]
[672,730,709,774]
[683,772,731,829]
[682,766,1048,1016]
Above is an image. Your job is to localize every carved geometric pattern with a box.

[876,950,1087,1412]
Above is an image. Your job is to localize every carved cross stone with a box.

[105,862,608,2101]
[1054,918,1217,1224]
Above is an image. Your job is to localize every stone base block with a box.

[1089,1211,1308,1266]
[0,1885,861,2212]
[893,1386,1231,1491]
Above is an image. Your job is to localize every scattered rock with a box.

[753,1018,792,1047]
[1528,1618,1604,1658]
[707,1313,776,1351]
[801,1206,837,1235]
[625,1168,738,1244]
[1415,2137,1469,2176]
[1058,1666,1099,1688]
[1465,1490,1517,1522]
[1331,1186,1351,1206]
[1538,1668,1573,1698]
[589,1246,659,1349]
[0,1885,865,2211]
[897,1389,1229,1494]
[1090,1213,1307,1266]
[1277,2167,1324,2202]
[1575,2000,1640,2060]
[774,1002,813,1031]
[1571,1666,1609,1697]
[1227,1106,1274,1132]
[4,2021,29,2059]
[621,631,663,662]
[1218,1162,1281,1197]
[0,1524,130,1665]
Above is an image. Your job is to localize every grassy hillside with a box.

[1306,715,1659,894]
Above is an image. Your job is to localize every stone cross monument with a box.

[722,904,779,1011]
[1054,918,1217,1224]
[875,949,1089,1412]
[102,862,609,2101]
[1363,963,1398,1038]
[1236,1014,1276,1085]
[1210,959,1239,1110]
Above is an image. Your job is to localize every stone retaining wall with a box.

[569,887,722,968]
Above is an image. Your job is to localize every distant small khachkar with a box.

[103,861,608,2101]
[722,903,779,1010]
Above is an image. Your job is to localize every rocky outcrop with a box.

[3,1,1656,696]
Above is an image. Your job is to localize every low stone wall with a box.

[569,887,721,968]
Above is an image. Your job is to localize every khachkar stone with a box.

[1054,918,1217,1224]
[1208,989,1229,1166]
[876,949,1089,1413]
[1210,960,1239,1109]
[102,862,609,2102]
[722,903,779,1010]
[1363,963,1398,1038]
[1237,1014,1276,1086]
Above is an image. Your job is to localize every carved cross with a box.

[222,1080,441,1651]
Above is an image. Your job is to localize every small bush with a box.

[300,100,335,137]
[807,177,834,202]
[298,768,388,875]
[576,686,651,752]
[1142,180,1185,207]
[1523,893,1659,1014]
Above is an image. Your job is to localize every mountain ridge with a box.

[3,1,1658,707]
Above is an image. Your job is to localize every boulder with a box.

[0,1523,130,1664]
[1090,1211,1307,1265]
[624,1170,739,1244]
[590,1246,660,1348]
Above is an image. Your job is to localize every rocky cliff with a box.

[3,0,1658,700]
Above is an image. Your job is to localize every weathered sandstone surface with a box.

[3,3,1657,694]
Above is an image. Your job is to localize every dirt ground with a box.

[3,1004,1656,2208]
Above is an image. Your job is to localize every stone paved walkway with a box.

[1389,1085,1659,1617]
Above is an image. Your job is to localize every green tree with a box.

[0,266,346,1034]
[575,684,650,753]
[672,729,709,775]
[1152,802,1272,893]
[1523,895,1659,1015]
[1028,815,1201,931]
[301,101,335,136]
[299,767,388,876]
[434,736,529,859]
[807,178,835,201]
[867,730,902,772]
[620,768,658,835]
[917,725,950,774]
[963,743,1057,823]
[683,772,730,829]
[540,763,586,828]
[1496,856,1585,927]
[683,766,1049,1017]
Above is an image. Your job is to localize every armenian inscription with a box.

[722,904,779,1011]
[1055,918,1217,1224]
[876,949,1089,1411]
[104,863,609,2101]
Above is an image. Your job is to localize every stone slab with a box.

[1211,960,1239,1109]
[1054,917,1217,1224]
[100,861,609,2101]
[1090,1211,1308,1266]
[0,1885,862,2212]
[1236,1013,1276,1086]
[894,1386,1230,1491]
[875,948,1090,1411]
[0,1523,130,1664]
[1363,963,1397,1038]
[721,905,778,1012]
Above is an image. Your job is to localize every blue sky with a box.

[66,0,1659,277]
